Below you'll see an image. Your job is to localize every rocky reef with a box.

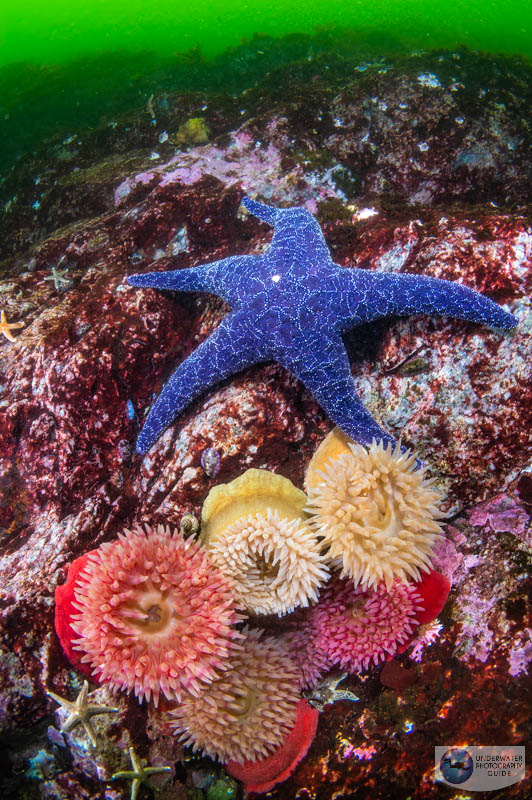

[0,36,530,800]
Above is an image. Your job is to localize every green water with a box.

[2,0,532,67]
[1,1,531,179]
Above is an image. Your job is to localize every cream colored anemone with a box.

[305,428,444,590]
[201,469,329,615]
[168,627,300,764]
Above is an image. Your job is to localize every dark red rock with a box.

[380,660,417,691]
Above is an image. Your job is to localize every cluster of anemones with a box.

[54,520,319,793]
[54,435,450,794]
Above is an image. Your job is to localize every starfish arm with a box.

[46,690,76,712]
[354,271,517,329]
[61,712,82,733]
[331,689,359,702]
[77,681,89,706]
[128,255,263,304]
[278,332,397,448]
[80,720,99,748]
[145,766,172,776]
[0,310,25,342]
[129,749,143,774]
[241,195,279,225]
[136,311,270,454]
[242,195,334,264]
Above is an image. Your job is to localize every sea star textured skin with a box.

[128,196,517,455]
[46,680,118,748]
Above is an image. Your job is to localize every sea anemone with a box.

[67,524,242,706]
[54,551,99,682]
[226,698,319,794]
[278,628,332,690]
[413,568,451,624]
[305,427,444,590]
[310,576,425,672]
[168,627,301,764]
[409,620,444,662]
[201,469,328,615]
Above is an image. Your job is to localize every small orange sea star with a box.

[0,310,24,342]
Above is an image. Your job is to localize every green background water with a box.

[1,1,531,178]
[2,0,531,67]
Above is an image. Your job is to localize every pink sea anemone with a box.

[310,576,425,672]
[63,524,242,706]
[310,569,450,672]
[279,628,333,690]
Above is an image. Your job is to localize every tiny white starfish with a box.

[44,265,72,291]
[112,746,172,800]
[47,680,119,747]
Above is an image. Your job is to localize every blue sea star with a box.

[128,196,517,455]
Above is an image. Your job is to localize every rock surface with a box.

[0,42,530,799]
